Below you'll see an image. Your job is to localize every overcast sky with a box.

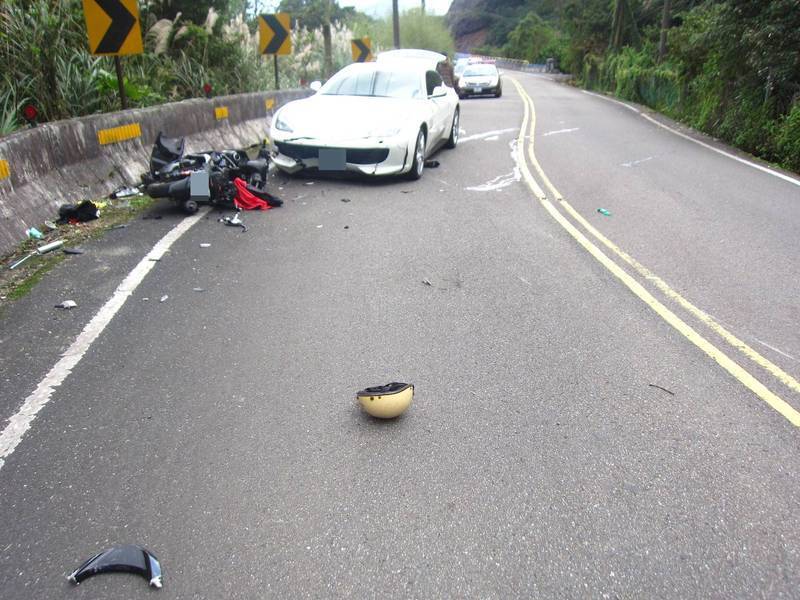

[338,0,454,17]
[254,0,454,18]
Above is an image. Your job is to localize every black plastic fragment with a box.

[68,544,162,589]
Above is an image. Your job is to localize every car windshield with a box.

[463,64,497,77]
[320,68,422,99]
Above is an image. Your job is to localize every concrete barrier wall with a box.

[0,89,312,256]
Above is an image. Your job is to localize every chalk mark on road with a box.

[543,127,579,137]
[459,128,517,143]
[622,156,654,167]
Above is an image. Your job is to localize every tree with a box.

[143,1,248,24]
[277,0,356,77]
[502,13,562,64]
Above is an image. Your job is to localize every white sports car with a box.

[270,50,460,180]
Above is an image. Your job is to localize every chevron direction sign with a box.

[351,37,373,63]
[82,0,143,55]
[259,13,292,56]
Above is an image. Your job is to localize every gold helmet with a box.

[357,382,414,419]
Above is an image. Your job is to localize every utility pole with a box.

[421,0,426,15]
[658,0,671,61]
[323,0,333,77]
[392,0,400,48]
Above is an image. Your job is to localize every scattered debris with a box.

[68,544,162,589]
[8,240,64,270]
[344,225,349,229]
[305,181,315,186]
[110,185,142,199]
[44,221,58,231]
[110,224,128,230]
[199,243,211,248]
[316,225,323,229]
[233,179,281,210]
[424,160,440,168]
[401,190,412,194]
[357,382,414,419]
[62,248,84,255]
[341,198,351,203]
[192,287,205,293]
[597,208,612,216]
[648,383,675,396]
[55,300,77,309]
[58,201,100,224]
[219,212,247,232]
[160,295,168,302]
[148,257,161,262]
[422,279,432,286]
[26,228,43,240]
[142,297,149,302]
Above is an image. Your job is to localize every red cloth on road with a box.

[233,177,272,210]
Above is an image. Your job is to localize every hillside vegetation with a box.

[447,0,800,172]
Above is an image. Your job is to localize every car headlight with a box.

[273,112,293,133]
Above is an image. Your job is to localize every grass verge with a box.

[0,195,155,308]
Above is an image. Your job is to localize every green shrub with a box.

[776,102,800,172]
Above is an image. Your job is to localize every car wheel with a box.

[406,129,426,181]
[445,109,460,149]
[495,87,502,98]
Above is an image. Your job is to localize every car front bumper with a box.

[457,83,501,96]
[270,134,412,176]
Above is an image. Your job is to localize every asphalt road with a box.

[1,72,799,598]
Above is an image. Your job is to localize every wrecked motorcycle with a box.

[143,132,279,214]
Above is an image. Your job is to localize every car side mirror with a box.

[430,85,448,98]
[310,81,322,92]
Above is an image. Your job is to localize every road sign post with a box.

[82,0,143,110]
[351,37,373,63]
[114,56,128,109]
[259,13,292,91]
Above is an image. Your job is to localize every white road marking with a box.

[0,209,208,472]
[621,156,654,167]
[755,339,798,362]
[466,140,521,192]
[459,128,517,143]
[581,89,800,188]
[542,127,579,137]
[484,136,499,141]
[581,89,641,113]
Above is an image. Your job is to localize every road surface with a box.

[1,71,799,598]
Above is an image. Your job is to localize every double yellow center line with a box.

[508,76,800,427]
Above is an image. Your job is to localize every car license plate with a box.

[319,148,346,171]
[473,86,482,93]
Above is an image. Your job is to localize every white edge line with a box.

[639,112,800,188]
[0,209,208,472]
[580,89,800,188]
[581,89,640,113]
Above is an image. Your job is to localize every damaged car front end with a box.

[270,59,459,180]
[272,102,414,175]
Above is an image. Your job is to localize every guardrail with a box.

[0,89,312,256]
